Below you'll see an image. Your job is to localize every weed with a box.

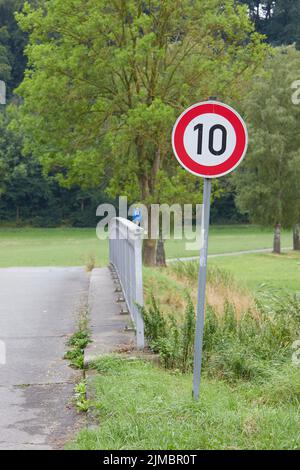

[180,296,195,372]
[170,261,234,288]
[65,310,91,369]
[169,260,199,282]
[85,255,96,272]
[90,355,129,374]
[142,272,300,382]
[140,294,195,373]
[74,380,90,412]
[141,294,168,352]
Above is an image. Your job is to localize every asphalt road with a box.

[0,267,90,450]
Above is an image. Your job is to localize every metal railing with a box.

[109,217,145,349]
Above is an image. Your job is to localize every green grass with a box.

[59,225,300,450]
[210,251,300,294]
[0,225,292,267]
[0,224,297,295]
[0,227,108,267]
[70,356,300,450]
[165,224,292,259]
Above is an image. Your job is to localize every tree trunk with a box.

[156,236,166,267]
[143,239,157,266]
[273,223,281,254]
[293,224,300,250]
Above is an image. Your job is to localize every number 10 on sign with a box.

[172,101,248,400]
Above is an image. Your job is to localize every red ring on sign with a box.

[172,103,247,178]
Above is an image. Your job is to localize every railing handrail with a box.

[108,217,145,349]
[111,216,142,232]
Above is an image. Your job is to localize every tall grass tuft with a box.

[170,261,234,287]
[140,294,195,373]
[141,294,168,352]
[141,279,300,382]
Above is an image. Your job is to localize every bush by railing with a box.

[140,285,300,382]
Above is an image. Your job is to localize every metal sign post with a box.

[193,178,211,400]
[0,81,6,105]
[172,100,248,400]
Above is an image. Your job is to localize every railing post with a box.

[133,226,144,349]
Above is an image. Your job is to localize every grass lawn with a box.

[64,226,300,450]
[165,224,292,259]
[0,227,109,267]
[210,251,300,294]
[0,225,292,267]
[70,356,300,450]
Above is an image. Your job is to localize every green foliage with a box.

[65,316,90,369]
[239,1,300,48]
[180,296,195,373]
[69,355,300,450]
[142,265,300,381]
[170,260,235,288]
[0,0,27,96]
[141,294,195,373]
[169,260,200,281]
[235,45,300,228]
[210,176,248,224]
[74,380,90,413]
[265,0,300,48]
[141,294,168,351]
[0,106,52,220]
[89,355,129,375]
[0,106,111,226]
[17,0,267,207]
[204,290,300,381]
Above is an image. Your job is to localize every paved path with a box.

[84,267,134,365]
[167,246,292,263]
[0,267,90,450]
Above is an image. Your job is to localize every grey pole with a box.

[0,80,6,105]
[193,177,212,400]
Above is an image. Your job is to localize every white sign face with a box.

[172,101,248,178]
[183,113,237,167]
[0,81,6,105]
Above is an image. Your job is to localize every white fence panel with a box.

[109,217,144,348]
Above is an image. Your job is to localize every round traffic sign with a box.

[172,101,248,178]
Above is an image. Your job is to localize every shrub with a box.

[141,286,300,382]
[141,294,168,353]
[140,294,195,373]
[203,291,300,382]
[170,261,235,288]
[169,260,199,282]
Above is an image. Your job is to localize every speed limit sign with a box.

[172,100,248,401]
[172,101,248,178]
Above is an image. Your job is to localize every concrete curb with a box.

[84,267,135,367]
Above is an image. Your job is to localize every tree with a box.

[17,0,267,265]
[210,176,248,224]
[265,0,300,48]
[0,106,108,226]
[148,170,220,266]
[0,107,52,221]
[239,1,274,28]
[0,0,27,97]
[235,46,300,253]
[240,1,300,49]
